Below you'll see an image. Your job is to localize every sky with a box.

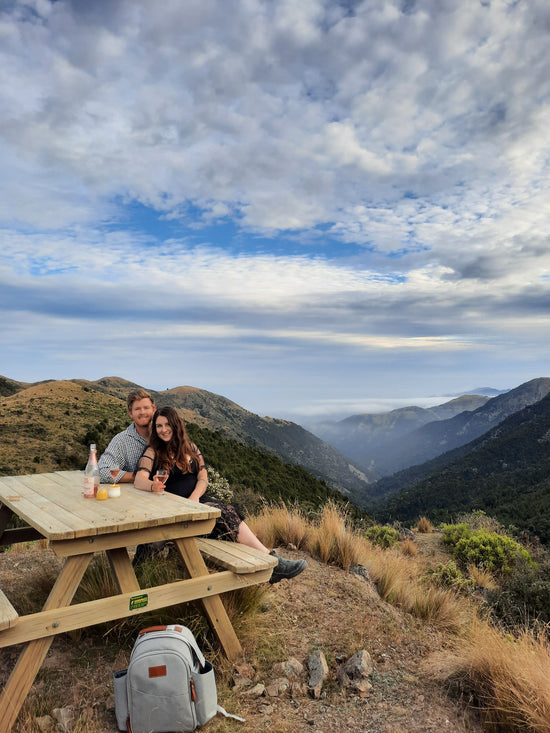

[1,0,550,422]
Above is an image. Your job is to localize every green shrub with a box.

[487,559,550,628]
[426,560,475,593]
[365,525,401,549]
[442,522,472,548]
[443,523,532,574]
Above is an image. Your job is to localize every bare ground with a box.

[0,537,482,733]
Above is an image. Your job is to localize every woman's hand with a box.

[151,476,166,494]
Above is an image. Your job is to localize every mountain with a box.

[372,391,550,544]
[307,394,490,475]
[0,376,373,500]
[380,377,550,475]
[312,378,550,479]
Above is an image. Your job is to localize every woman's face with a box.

[155,415,173,443]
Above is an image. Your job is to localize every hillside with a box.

[373,391,550,543]
[307,394,490,474]
[76,377,374,497]
[0,535,482,733]
[0,377,363,511]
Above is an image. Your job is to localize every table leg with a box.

[106,548,140,594]
[174,538,243,661]
[0,553,93,733]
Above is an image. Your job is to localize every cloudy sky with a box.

[1,0,549,421]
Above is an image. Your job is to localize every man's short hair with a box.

[127,388,153,411]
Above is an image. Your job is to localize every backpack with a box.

[114,624,244,733]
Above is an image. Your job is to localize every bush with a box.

[487,559,550,628]
[365,525,401,549]
[426,560,475,593]
[442,523,533,574]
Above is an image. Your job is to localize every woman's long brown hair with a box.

[150,406,202,473]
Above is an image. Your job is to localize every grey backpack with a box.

[114,624,243,733]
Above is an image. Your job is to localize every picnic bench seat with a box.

[196,538,277,575]
[0,590,18,632]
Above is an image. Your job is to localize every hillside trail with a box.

[0,537,482,733]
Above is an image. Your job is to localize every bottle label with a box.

[83,476,95,498]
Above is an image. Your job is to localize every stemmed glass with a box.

[154,469,168,494]
[109,463,120,488]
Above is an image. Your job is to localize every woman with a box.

[134,406,307,584]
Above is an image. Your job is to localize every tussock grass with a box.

[441,618,550,731]
[308,503,364,570]
[249,502,310,550]
[468,563,498,590]
[417,516,434,533]
[401,537,418,556]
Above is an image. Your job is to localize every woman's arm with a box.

[188,451,208,502]
[134,448,164,493]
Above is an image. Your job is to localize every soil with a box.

[0,537,483,733]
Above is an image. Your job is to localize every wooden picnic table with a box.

[0,470,276,733]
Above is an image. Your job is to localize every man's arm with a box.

[98,432,137,483]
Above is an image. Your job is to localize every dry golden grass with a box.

[439,618,550,731]
[248,502,310,550]
[250,502,471,635]
[416,516,434,533]
[468,563,498,590]
[401,537,418,556]
[307,503,364,570]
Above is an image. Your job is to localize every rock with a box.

[242,683,266,697]
[350,564,370,581]
[233,662,256,679]
[338,650,374,697]
[266,677,290,697]
[52,707,75,733]
[272,657,304,680]
[290,681,308,698]
[35,716,55,733]
[233,673,254,689]
[307,650,329,699]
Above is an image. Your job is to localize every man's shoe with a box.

[269,550,307,584]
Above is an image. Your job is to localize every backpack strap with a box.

[217,704,246,723]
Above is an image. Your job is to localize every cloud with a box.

[1,0,550,416]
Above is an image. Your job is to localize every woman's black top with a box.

[164,463,199,499]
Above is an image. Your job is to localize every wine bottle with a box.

[83,443,100,498]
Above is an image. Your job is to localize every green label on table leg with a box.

[129,593,149,611]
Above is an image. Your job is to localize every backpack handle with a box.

[138,626,168,636]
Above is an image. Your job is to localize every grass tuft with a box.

[417,516,434,533]
[441,618,550,731]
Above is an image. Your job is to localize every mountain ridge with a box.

[372,391,550,543]
[308,378,550,478]
[0,375,373,500]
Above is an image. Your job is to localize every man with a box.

[98,389,156,484]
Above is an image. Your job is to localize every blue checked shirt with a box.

[98,423,148,484]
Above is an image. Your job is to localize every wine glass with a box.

[154,469,168,494]
[109,463,120,488]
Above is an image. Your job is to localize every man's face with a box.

[129,398,155,428]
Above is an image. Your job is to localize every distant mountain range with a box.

[307,378,550,479]
[0,375,373,500]
[372,389,550,544]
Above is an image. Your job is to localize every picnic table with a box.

[0,470,276,732]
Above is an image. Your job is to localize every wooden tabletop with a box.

[0,470,220,541]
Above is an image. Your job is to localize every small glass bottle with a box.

[83,443,100,498]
